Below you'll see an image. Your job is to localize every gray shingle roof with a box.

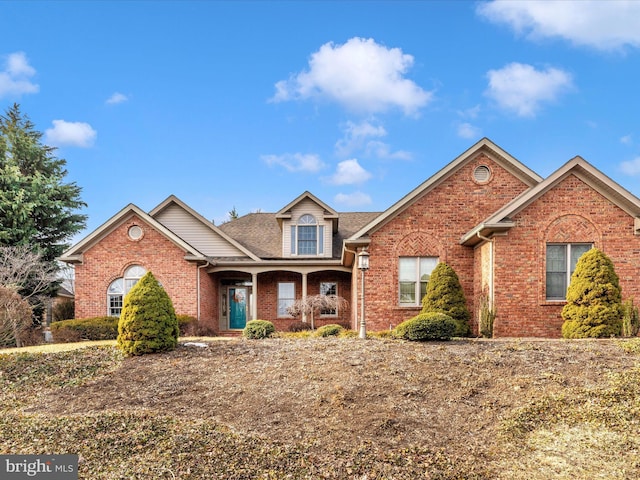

[219,212,380,259]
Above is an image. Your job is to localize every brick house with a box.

[60,138,640,337]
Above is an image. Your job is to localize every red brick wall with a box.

[493,174,640,337]
[255,270,352,331]
[364,153,531,331]
[74,215,201,321]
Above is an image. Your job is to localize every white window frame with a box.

[277,282,296,317]
[291,214,324,256]
[320,281,338,317]
[545,243,592,300]
[399,257,438,306]
[107,265,146,316]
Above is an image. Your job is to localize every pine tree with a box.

[0,104,86,263]
[421,262,471,337]
[561,248,622,338]
[117,272,179,355]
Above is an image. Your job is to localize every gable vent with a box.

[473,165,492,184]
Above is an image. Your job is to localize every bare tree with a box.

[286,294,349,330]
[0,285,33,347]
[0,245,59,303]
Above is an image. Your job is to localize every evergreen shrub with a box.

[315,324,344,337]
[393,312,457,341]
[243,320,275,339]
[421,262,471,337]
[51,316,118,342]
[117,271,179,355]
[561,248,623,338]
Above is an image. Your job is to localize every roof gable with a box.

[347,138,543,241]
[59,203,204,264]
[461,156,640,245]
[150,195,259,260]
[276,191,339,232]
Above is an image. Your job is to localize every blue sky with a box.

[2,1,640,241]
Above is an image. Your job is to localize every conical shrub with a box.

[117,271,179,355]
[421,262,470,337]
[561,248,622,338]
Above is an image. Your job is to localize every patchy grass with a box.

[1,338,639,479]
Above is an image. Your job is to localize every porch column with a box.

[301,272,308,323]
[251,273,258,320]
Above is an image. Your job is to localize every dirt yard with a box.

[29,336,639,479]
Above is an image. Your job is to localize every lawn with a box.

[1,337,639,479]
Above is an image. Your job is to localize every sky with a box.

[1,0,640,243]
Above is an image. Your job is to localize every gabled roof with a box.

[461,156,640,246]
[59,203,206,264]
[150,195,259,260]
[219,211,379,260]
[347,137,543,242]
[276,191,340,232]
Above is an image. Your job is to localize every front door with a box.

[228,287,248,329]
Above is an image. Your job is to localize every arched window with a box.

[291,214,324,255]
[107,265,146,316]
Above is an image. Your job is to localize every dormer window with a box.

[291,214,324,255]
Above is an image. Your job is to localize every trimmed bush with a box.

[393,312,457,341]
[288,321,313,332]
[51,316,119,343]
[315,324,344,337]
[243,320,275,339]
[421,262,471,337]
[561,248,623,338]
[117,271,179,356]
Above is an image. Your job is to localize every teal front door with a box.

[229,287,248,329]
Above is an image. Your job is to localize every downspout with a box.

[197,261,211,323]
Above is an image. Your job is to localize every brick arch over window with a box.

[541,214,600,302]
[544,214,600,244]
[394,231,445,259]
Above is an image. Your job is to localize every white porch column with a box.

[251,272,258,320]
[301,272,308,323]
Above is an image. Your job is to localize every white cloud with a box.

[620,157,640,176]
[335,120,387,157]
[457,122,482,139]
[327,159,372,185]
[106,92,129,105]
[45,120,97,148]
[458,104,481,119]
[477,0,640,51]
[0,52,39,98]
[335,120,411,160]
[364,141,412,160]
[261,153,325,173]
[334,191,372,207]
[620,134,633,145]
[271,37,432,115]
[485,62,573,117]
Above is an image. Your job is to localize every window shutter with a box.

[318,225,324,254]
[290,226,296,254]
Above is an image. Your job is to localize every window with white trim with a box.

[399,257,438,306]
[278,282,295,317]
[290,214,324,256]
[546,244,592,300]
[107,265,146,316]
[320,282,338,316]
